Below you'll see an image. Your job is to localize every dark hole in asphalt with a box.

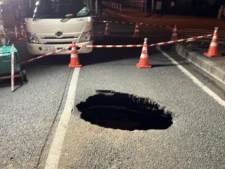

[76,90,173,131]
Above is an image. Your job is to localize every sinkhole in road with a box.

[76,90,173,131]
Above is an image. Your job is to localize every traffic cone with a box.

[133,23,140,38]
[171,25,177,41]
[68,42,82,68]
[104,21,110,36]
[204,27,222,58]
[14,25,21,41]
[136,38,151,68]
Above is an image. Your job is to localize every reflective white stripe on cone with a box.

[204,27,222,58]
[68,42,82,68]
[136,38,151,68]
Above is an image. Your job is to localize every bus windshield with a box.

[33,0,90,19]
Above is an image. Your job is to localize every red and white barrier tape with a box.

[81,34,212,48]
[21,34,212,64]
[148,34,212,47]
[88,44,143,48]
[21,46,70,64]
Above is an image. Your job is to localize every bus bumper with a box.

[27,41,93,55]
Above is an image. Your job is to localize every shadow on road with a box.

[77,90,173,131]
[80,36,161,66]
[21,55,71,70]
[0,77,25,90]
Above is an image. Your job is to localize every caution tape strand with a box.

[21,46,70,64]
[21,34,212,64]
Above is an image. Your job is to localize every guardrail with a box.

[103,1,122,12]
[123,0,145,10]
[103,0,146,12]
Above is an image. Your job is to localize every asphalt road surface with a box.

[0,11,225,169]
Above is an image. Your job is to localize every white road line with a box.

[45,68,80,169]
[157,46,225,108]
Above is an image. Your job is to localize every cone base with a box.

[68,63,82,68]
[136,64,151,68]
[68,57,82,68]
[136,60,151,68]
[133,35,140,38]
[104,31,110,36]
[204,52,222,58]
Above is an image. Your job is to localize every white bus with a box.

[25,0,101,55]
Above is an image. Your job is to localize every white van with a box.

[25,0,100,55]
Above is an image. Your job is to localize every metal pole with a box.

[90,0,92,12]
[218,5,223,19]
[0,4,4,32]
[152,0,154,14]
[11,44,15,92]
[145,0,147,13]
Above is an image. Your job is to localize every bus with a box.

[25,0,101,55]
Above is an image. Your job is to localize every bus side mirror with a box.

[95,0,102,16]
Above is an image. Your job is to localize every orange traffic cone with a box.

[68,42,82,68]
[14,25,21,41]
[133,23,140,38]
[136,38,151,68]
[204,27,222,58]
[104,21,110,36]
[171,25,177,41]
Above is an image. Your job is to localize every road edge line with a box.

[45,68,80,169]
[157,46,225,108]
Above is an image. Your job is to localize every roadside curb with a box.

[105,7,225,86]
[176,43,225,85]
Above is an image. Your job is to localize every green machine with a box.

[0,45,27,83]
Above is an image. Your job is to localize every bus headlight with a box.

[78,30,92,43]
[27,32,40,44]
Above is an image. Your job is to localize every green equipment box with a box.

[0,45,27,82]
